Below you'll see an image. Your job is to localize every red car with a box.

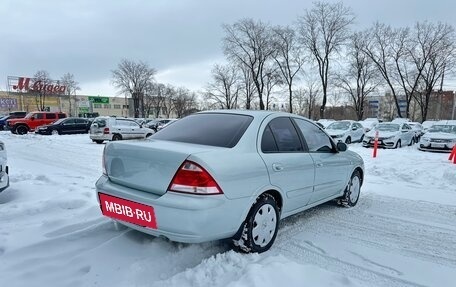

[7,111,67,135]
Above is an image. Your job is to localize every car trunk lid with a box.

[103,139,221,196]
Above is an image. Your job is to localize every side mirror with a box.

[336,141,347,152]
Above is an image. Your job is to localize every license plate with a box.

[98,193,157,229]
[431,143,445,148]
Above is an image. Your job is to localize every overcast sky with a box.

[2,0,456,96]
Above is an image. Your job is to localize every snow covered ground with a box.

[0,132,455,287]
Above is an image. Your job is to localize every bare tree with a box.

[60,73,80,116]
[238,64,256,109]
[413,22,456,121]
[111,59,156,118]
[336,32,379,120]
[173,87,196,118]
[33,70,51,111]
[264,64,282,110]
[297,1,354,118]
[296,74,321,119]
[223,18,275,110]
[271,25,304,113]
[161,84,176,118]
[205,64,240,109]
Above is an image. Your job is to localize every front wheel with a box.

[337,170,362,207]
[51,129,60,135]
[232,194,279,253]
[345,137,351,144]
[395,140,402,149]
[16,125,28,135]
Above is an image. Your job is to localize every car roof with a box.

[435,120,456,125]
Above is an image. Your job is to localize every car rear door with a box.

[259,116,315,213]
[293,118,350,204]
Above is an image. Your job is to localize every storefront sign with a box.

[8,76,67,94]
[88,96,109,104]
[0,98,18,108]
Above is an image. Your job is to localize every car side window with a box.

[293,119,334,152]
[33,113,44,119]
[46,113,56,119]
[266,117,303,152]
[64,119,75,125]
[261,125,279,153]
[57,114,66,119]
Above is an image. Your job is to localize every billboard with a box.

[7,76,67,95]
[0,98,18,109]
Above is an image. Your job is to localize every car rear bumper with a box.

[90,134,111,141]
[95,175,248,243]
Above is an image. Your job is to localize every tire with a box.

[337,170,362,207]
[51,129,60,135]
[359,135,364,142]
[146,133,153,138]
[112,134,122,141]
[232,194,279,253]
[16,125,28,135]
[395,140,401,149]
[345,137,351,144]
[94,140,104,144]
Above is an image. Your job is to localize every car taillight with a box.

[168,161,223,195]
[102,145,107,175]
[103,127,110,134]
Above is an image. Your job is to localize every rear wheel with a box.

[16,125,28,135]
[94,140,104,144]
[345,136,351,144]
[112,134,122,141]
[232,194,279,253]
[337,170,361,207]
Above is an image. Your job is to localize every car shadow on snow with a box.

[0,188,19,204]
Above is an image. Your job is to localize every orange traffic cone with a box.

[449,145,456,163]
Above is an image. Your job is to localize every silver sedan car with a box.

[96,110,364,253]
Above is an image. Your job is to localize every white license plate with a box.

[431,143,445,148]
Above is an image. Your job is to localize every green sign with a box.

[88,96,110,104]
[79,107,89,113]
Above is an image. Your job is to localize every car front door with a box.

[401,123,413,144]
[293,118,350,204]
[62,119,76,134]
[259,117,315,214]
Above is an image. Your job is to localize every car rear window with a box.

[93,118,107,127]
[151,113,253,148]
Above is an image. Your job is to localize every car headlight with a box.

[383,136,394,140]
[421,137,430,142]
[334,134,344,138]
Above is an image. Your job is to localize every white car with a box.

[0,141,9,193]
[90,116,155,144]
[422,120,437,132]
[418,120,456,152]
[316,119,335,128]
[359,118,379,132]
[362,122,415,148]
[325,120,364,144]
[407,122,424,141]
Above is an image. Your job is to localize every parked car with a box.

[0,112,27,130]
[422,120,437,132]
[96,110,364,253]
[418,120,456,152]
[407,122,424,141]
[89,116,154,144]
[316,118,335,128]
[359,118,379,132]
[156,119,179,132]
[392,118,411,124]
[325,120,364,144]
[145,118,176,132]
[362,122,415,148]
[35,117,92,135]
[6,111,67,135]
[0,140,9,193]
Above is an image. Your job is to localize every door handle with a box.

[272,163,283,172]
[316,161,324,168]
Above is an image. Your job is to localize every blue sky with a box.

[2,0,456,96]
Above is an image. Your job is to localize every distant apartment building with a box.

[365,90,455,121]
